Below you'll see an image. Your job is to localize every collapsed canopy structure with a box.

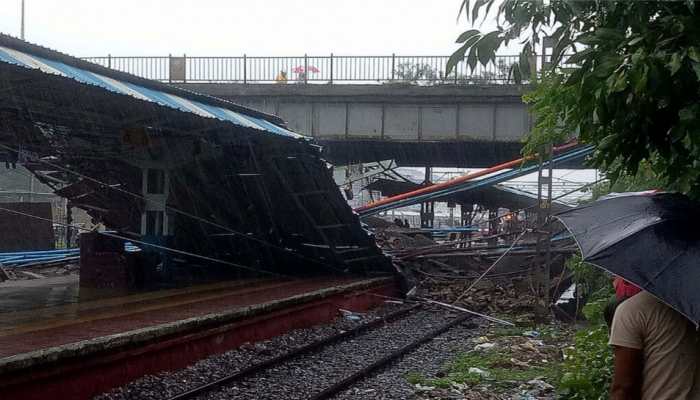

[0,34,391,280]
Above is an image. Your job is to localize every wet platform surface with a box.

[0,277,360,360]
[0,275,79,314]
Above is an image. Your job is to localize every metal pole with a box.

[391,53,396,81]
[534,144,553,315]
[20,0,25,40]
[183,53,187,83]
[544,144,554,308]
[243,54,247,84]
[330,53,334,84]
[29,174,34,202]
[304,53,308,84]
[168,54,172,83]
[65,201,72,248]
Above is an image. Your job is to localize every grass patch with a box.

[405,350,561,391]
[405,324,567,393]
[439,351,559,389]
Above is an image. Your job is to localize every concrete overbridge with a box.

[82,54,538,168]
[176,83,530,167]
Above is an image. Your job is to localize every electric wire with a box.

[0,143,338,270]
[451,229,529,306]
[0,205,292,278]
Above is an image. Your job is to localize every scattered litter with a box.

[474,336,490,344]
[512,394,537,400]
[527,379,554,391]
[522,330,540,338]
[468,367,490,377]
[473,342,496,351]
[414,383,436,392]
[509,358,530,368]
[339,309,363,321]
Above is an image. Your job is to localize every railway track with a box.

[164,304,471,400]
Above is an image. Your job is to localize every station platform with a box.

[0,275,397,400]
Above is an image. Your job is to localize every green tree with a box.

[448,1,700,198]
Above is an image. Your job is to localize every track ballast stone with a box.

[201,309,469,400]
[96,302,409,400]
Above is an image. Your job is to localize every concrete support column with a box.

[420,166,434,229]
[420,201,435,229]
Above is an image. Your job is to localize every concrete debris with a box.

[18,271,46,280]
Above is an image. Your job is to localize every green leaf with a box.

[633,65,649,93]
[593,55,622,78]
[472,0,488,24]
[446,42,469,76]
[551,36,572,68]
[692,62,700,81]
[467,46,479,70]
[611,71,628,92]
[595,28,626,43]
[457,0,470,21]
[482,0,496,24]
[679,107,695,122]
[628,36,644,46]
[518,43,532,79]
[668,52,684,75]
[687,0,695,13]
[577,33,599,46]
[566,49,593,65]
[456,29,480,44]
[476,31,502,65]
[448,33,482,75]
[510,64,522,83]
[689,47,700,63]
[598,134,617,150]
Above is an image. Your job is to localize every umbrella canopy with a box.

[292,65,320,74]
[555,192,700,325]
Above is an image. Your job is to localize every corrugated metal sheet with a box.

[0,45,303,139]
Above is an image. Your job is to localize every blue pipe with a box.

[0,251,78,260]
[0,248,79,257]
[5,254,78,266]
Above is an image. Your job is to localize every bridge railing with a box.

[82,54,521,84]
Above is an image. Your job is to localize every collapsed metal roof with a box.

[0,34,391,278]
[0,34,301,139]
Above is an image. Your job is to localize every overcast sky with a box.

[0,0,510,57]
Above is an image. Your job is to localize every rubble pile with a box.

[1,263,79,281]
[421,278,540,317]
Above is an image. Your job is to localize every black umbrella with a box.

[554,192,700,326]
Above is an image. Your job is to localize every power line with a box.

[0,143,337,270]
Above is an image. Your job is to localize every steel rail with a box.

[309,312,473,400]
[166,304,421,400]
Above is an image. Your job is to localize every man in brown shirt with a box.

[609,291,700,400]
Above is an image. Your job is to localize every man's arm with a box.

[611,345,643,400]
